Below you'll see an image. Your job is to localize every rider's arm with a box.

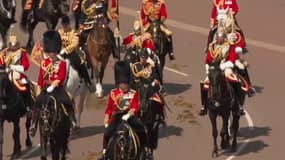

[205,50,213,65]
[122,34,133,45]
[128,92,139,116]
[210,3,217,28]
[160,3,167,22]
[104,92,115,124]
[37,63,44,89]
[141,4,148,25]
[52,61,67,87]
[20,50,30,71]
[231,0,239,15]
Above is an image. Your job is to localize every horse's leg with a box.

[220,111,230,149]
[40,135,48,160]
[11,118,21,159]
[90,56,102,98]
[231,110,240,152]
[209,110,218,157]
[27,20,38,51]
[0,119,4,160]
[50,138,60,160]
[25,116,32,147]
[76,89,88,128]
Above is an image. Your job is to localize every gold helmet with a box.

[8,25,19,48]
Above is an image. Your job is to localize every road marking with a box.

[164,66,189,77]
[120,6,285,53]
[225,110,254,160]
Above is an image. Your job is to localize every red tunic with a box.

[205,42,236,65]
[37,58,66,89]
[105,88,139,123]
[123,33,154,51]
[233,32,244,59]
[0,48,29,79]
[211,0,238,24]
[141,0,167,26]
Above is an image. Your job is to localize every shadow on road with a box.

[159,125,184,138]
[236,140,269,156]
[239,126,272,139]
[164,83,192,95]
[252,85,264,94]
[71,125,105,140]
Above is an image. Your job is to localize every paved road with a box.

[1,0,284,159]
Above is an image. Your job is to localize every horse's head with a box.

[208,62,229,102]
[109,121,138,159]
[39,95,57,137]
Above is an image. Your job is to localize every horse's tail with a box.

[20,10,29,32]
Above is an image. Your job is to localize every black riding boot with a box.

[107,29,119,59]
[232,82,245,116]
[237,67,256,97]
[199,82,208,116]
[167,36,175,60]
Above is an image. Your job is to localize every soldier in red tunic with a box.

[0,27,32,115]
[29,30,76,136]
[141,0,175,60]
[206,0,247,53]
[200,29,245,116]
[98,61,147,160]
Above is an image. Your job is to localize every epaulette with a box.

[142,0,148,4]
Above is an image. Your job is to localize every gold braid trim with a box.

[209,42,230,61]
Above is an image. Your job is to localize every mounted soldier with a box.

[200,28,245,116]
[98,61,147,160]
[58,15,95,93]
[30,30,77,136]
[0,26,33,115]
[80,0,119,59]
[141,0,175,60]
[206,0,247,53]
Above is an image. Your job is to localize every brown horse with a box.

[86,18,112,98]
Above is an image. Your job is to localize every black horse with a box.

[0,0,16,50]
[0,66,32,159]
[137,83,165,158]
[147,20,168,84]
[20,0,69,51]
[106,116,143,160]
[37,94,70,160]
[207,62,233,157]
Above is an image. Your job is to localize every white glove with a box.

[60,49,66,55]
[122,114,131,121]
[220,61,234,70]
[10,65,24,73]
[46,85,56,93]
[224,68,233,77]
[205,64,209,75]
[235,47,243,54]
[104,124,108,128]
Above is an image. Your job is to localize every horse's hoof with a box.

[96,93,104,99]
[11,151,21,160]
[41,156,47,160]
[212,151,218,158]
[26,139,33,148]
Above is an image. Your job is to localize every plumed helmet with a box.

[8,25,19,47]
[215,27,226,39]
[61,15,70,25]
[114,61,131,85]
[42,30,62,53]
